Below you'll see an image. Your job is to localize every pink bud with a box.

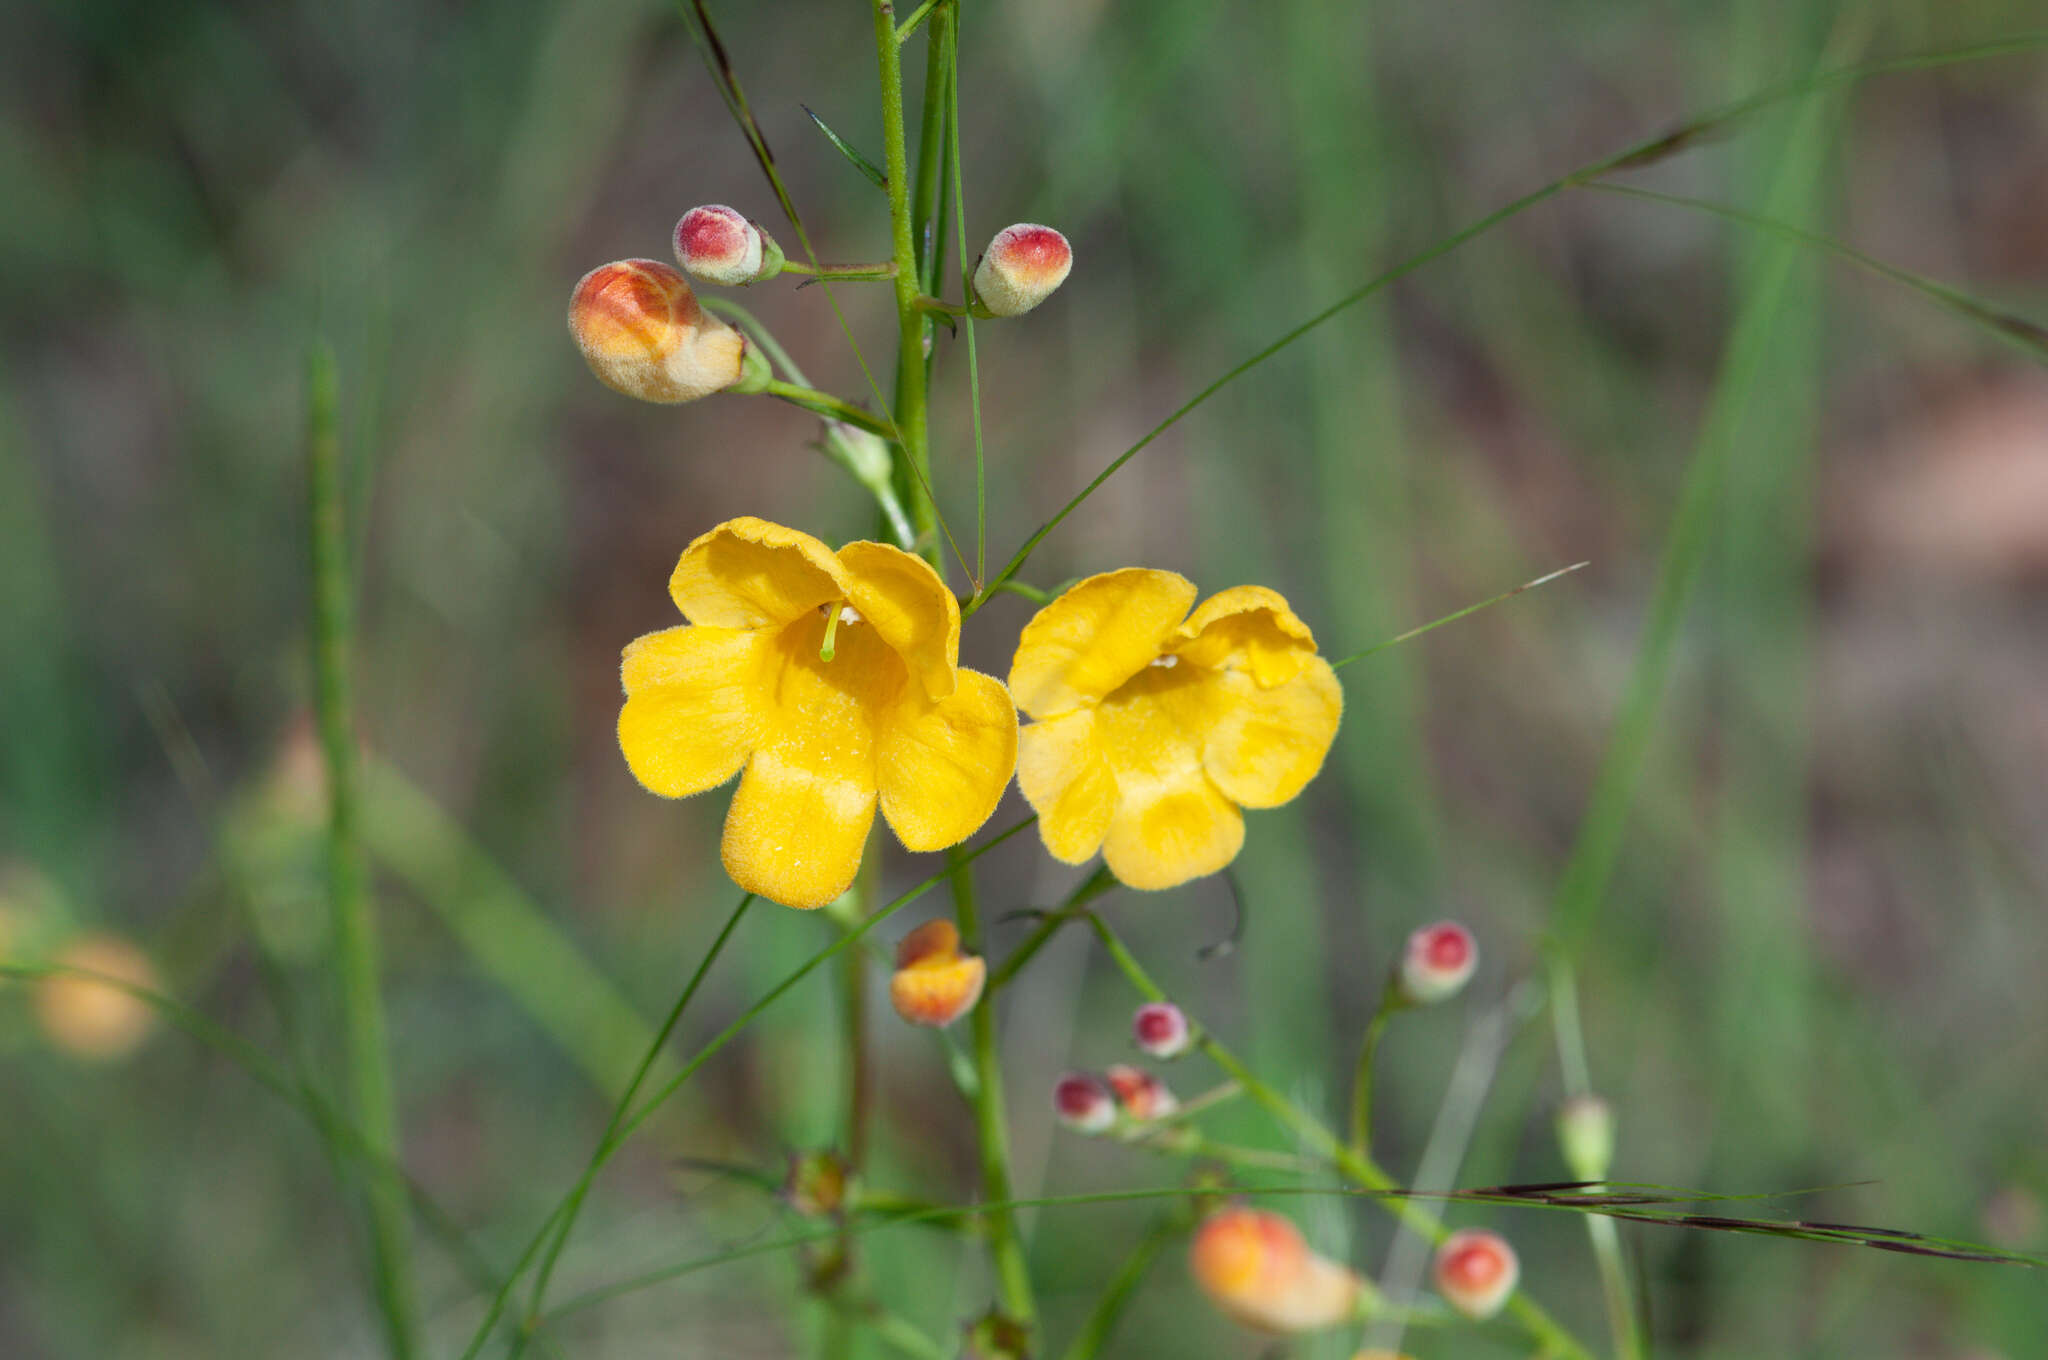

[1105,1063,1178,1121]
[568,260,747,403]
[971,224,1072,317]
[1053,1072,1115,1134]
[1399,920,1477,1004]
[672,204,783,285]
[1132,1001,1192,1058]
[1432,1228,1519,1319]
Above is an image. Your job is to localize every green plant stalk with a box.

[1346,991,1400,1157]
[307,344,418,1360]
[763,380,894,437]
[986,864,1117,991]
[873,0,939,569]
[1084,914,1592,1360]
[515,894,755,1353]
[1056,1215,1180,1360]
[950,851,1038,1328]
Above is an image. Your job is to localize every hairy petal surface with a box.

[617,626,764,797]
[877,668,1018,853]
[1015,709,1119,864]
[1008,569,1196,720]
[1198,657,1343,808]
[669,517,848,629]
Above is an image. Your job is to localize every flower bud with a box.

[1555,1093,1616,1183]
[1398,920,1477,1005]
[970,224,1072,317]
[1432,1228,1519,1320]
[568,259,747,404]
[964,1308,1030,1360]
[889,918,986,1028]
[672,204,785,285]
[782,1148,850,1219]
[1190,1205,1369,1334]
[1105,1063,1178,1122]
[35,933,159,1061]
[1132,1000,1192,1059]
[1053,1072,1115,1134]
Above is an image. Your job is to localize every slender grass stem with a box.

[1082,913,1595,1360]
[762,380,893,436]
[513,894,755,1353]
[1055,1214,1182,1360]
[950,851,1037,1328]
[307,343,417,1360]
[1346,992,1400,1157]
[986,864,1117,992]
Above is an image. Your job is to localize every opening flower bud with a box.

[971,224,1072,317]
[1105,1063,1178,1121]
[1432,1228,1519,1320]
[1053,1072,1116,1134]
[673,204,784,285]
[1398,920,1477,1005]
[1190,1205,1369,1334]
[888,918,986,1028]
[35,933,159,1061]
[1132,1001,1192,1058]
[568,259,747,404]
[1555,1093,1616,1183]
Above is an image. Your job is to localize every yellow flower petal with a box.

[837,540,961,702]
[1016,709,1119,864]
[718,609,899,908]
[1103,776,1244,891]
[617,625,765,797]
[1172,584,1319,688]
[669,517,848,629]
[1199,656,1343,808]
[1008,568,1197,721]
[877,668,1018,853]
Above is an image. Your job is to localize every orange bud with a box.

[971,224,1072,317]
[888,918,986,1028]
[673,204,784,285]
[35,933,159,1061]
[1190,1206,1369,1334]
[1433,1228,1519,1319]
[1398,920,1477,1005]
[568,259,747,403]
[1105,1063,1178,1121]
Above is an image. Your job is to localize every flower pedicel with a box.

[617,517,1017,909]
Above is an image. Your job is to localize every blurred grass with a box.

[6,0,2048,1356]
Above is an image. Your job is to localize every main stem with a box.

[950,853,1037,1328]
[308,344,417,1359]
[1086,915,1592,1360]
[874,0,939,571]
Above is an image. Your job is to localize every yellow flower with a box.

[619,517,1018,909]
[1008,570,1342,890]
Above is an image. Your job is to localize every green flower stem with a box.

[761,380,892,437]
[1055,1214,1183,1360]
[307,344,417,1360]
[986,864,1117,992]
[1083,913,1594,1360]
[873,0,940,570]
[1346,987,1403,1158]
[781,260,898,279]
[950,850,1037,1329]
[1550,954,1642,1360]
[893,0,943,44]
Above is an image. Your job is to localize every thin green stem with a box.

[943,17,988,585]
[986,865,1117,992]
[950,851,1037,1328]
[873,0,939,570]
[1346,991,1401,1157]
[702,298,808,384]
[782,260,899,280]
[762,380,892,436]
[1082,913,1595,1360]
[307,344,416,1360]
[514,894,755,1352]
[894,0,942,44]
[1056,1215,1182,1360]
[1329,562,1589,671]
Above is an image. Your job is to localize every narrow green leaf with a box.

[803,103,889,190]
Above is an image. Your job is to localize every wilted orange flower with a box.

[889,918,986,1027]
[568,259,748,403]
[1010,570,1342,890]
[1190,1205,1368,1333]
[618,518,1018,909]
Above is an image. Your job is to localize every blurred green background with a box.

[4,0,2047,1355]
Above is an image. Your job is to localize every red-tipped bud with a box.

[1105,1063,1178,1121]
[1398,920,1477,1005]
[1433,1229,1519,1320]
[1190,1206,1370,1334]
[889,918,986,1028]
[568,259,747,404]
[35,933,159,1061]
[1132,1001,1192,1058]
[1053,1072,1116,1134]
[673,204,784,285]
[971,224,1072,317]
